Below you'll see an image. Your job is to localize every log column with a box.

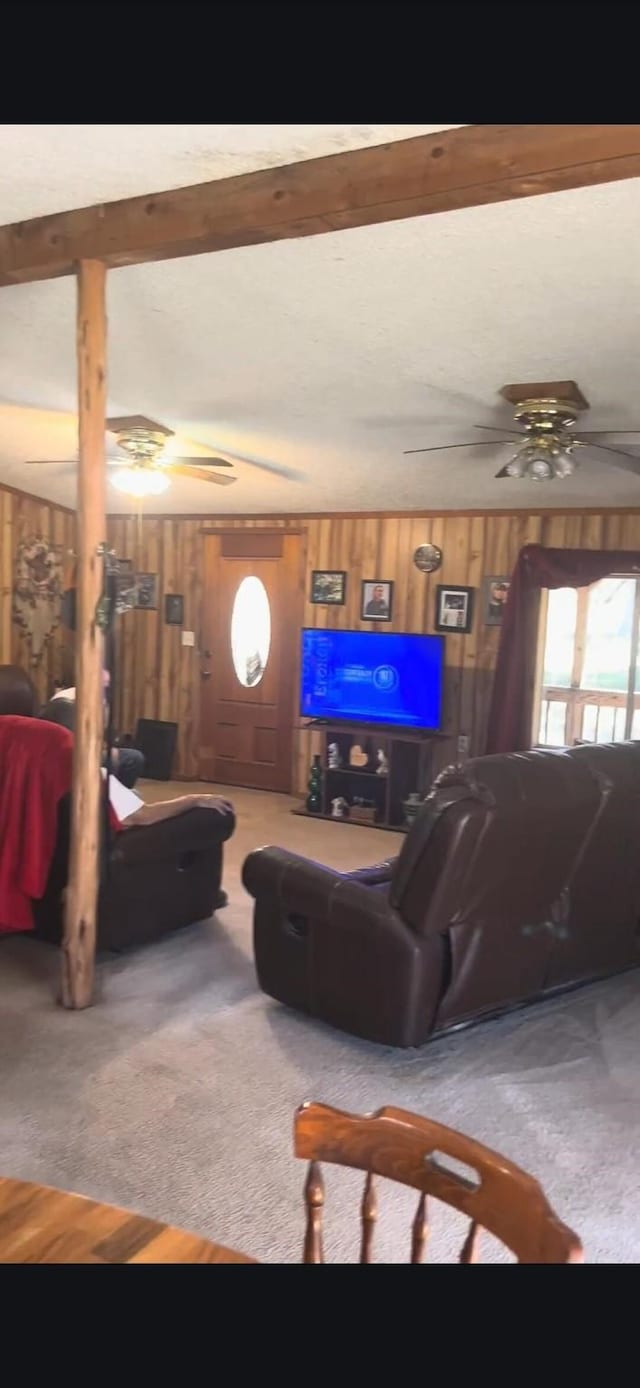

[62,259,107,1008]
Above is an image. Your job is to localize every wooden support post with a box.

[62,259,107,1009]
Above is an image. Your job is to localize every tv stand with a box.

[294,722,448,833]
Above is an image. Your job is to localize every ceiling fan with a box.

[403,381,640,482]
[24,415,238,497]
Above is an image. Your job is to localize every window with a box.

[230,576,271,688]
[536,576,640,746]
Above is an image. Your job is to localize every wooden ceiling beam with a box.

[2,125,640,287]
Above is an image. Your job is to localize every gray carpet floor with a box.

[2,783,640,1263]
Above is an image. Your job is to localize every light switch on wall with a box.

[181,630,195,647]
[457,734,470,758]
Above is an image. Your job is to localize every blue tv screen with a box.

[300,628,444,730]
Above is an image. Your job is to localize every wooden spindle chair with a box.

[295,1101,583,1264]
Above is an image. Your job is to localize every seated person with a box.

[0,714,233,936]
[40,672,144,790]
[106,772,232,831]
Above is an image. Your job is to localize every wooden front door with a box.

[198,530,302,791]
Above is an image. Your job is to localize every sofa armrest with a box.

[242,845,349,920]
[113,805,235,866]
[343,858,397,887]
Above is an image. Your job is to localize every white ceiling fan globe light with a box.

[505,453,527,478]
[110,465,170,498]
[528,455,554,481]
[552,452,577,479]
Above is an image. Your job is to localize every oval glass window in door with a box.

[230,575,271,687]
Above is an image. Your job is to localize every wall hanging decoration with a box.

[115,558,137,615]
[435,584,474,634]
[413,544,443,573]
[310,570,347,605]
[164,593,184,626]
[12,535,63,665]
[361,580,393,621]
[483,575,511,625]
[135,572,158,609]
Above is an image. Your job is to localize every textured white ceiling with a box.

[0,123,457,221]
[2,123,640,515]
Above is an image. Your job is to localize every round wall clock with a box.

[413,543,443,574]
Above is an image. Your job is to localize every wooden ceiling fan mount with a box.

[499,380,590,412]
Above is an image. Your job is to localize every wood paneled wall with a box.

[106,508,640,791]
[3,486,639,789]
[0,483,75,704]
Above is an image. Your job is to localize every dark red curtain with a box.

[486,545,640,754]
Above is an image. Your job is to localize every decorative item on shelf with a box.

[413,543,443,574]
[402,791,423,829]
[435,584,474,635]
[327,742,342,769]
[350,798,377,825]
[306,754,323,813]
[483,575,511,626]
[330,796,349,819]
[376,748,389,776]
[310,570,347,605]
[361,579,393,622]
[349,743,368,768]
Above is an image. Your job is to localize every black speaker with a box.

[133,719,178,780]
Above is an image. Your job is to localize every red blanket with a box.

[0,715,119,935]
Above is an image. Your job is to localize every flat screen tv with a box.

[300,628,444,730]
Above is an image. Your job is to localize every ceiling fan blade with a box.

[167,455,234,468]
[474,425,523,439]
[169,463,236,486]
[583,443,640,476]
[403,440,509,455]
[24,458,78,465]
[577,430,640,437]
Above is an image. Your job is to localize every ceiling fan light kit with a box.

[504,398,581,482]
[110,463,171,497]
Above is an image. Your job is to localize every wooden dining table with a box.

[0,1176,257,1264]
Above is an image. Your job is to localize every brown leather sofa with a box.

[242,745,640,1047]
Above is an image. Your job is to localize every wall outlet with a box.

[457,733,470,758]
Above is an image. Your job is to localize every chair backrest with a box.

[555,740,640,976]
[0,665,38,717]
[389,748,605,939]
[295,1101,583,1264]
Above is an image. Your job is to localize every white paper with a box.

[101,768,144,821]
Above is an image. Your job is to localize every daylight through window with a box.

[536,576,640,747]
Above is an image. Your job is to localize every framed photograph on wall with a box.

[135,572,158,610]
[435,585,474,634]
[361,580,393,622]
[310,570,347,605]
[483,575,511,625]
[114,558,136,615]
[164,593,184,626]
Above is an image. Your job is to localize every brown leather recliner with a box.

[242,747,630,1047]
